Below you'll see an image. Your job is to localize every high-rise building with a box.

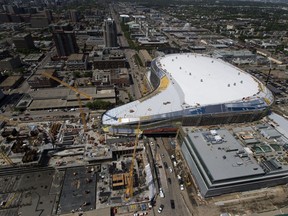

[69,10,79,23]
[103,18,118,48]
[12,33,35,50]
[53,30,79,57]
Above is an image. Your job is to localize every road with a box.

[147,138,193,216]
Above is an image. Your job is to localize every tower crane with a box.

[125,121,141,200]
[0,149,15,166]
[41,72,93,131]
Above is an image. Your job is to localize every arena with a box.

[102,53,273,131]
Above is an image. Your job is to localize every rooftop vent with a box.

[234,83,236,86]
[200,79,203,82]
[228,84,230,87]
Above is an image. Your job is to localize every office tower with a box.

[103,18,118,48]
[12,33,35,50]
[53,30,79,57]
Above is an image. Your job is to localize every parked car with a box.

[158,204,164,213]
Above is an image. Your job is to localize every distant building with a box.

[138,49,152,67]
[49,23,73,32]
[27,69,58,89]
[103,18,118,48]
[12,33,35,50]
[110,68,130,87]
[0,49,10,60]
[53,30,79,57]
[30,12,50,28]
[23,53,44,64]
[0,55,22,71]
[69,10,80,23]
[93,50,126,69]
[0,89,4,101]
[92,68,129,87]
[0,13,11,23]
[44,10,53,23]
[66,54,87,71]
[0,75,23,90]
[3,5,19,14]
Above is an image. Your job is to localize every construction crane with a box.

[125,121,141,200]
[42,72,93,100]
[0,149,15,166]
[75,82,88,132]
[42,72,92,131]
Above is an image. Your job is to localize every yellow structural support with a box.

[0,149,15,166]
[158,76,169,91]
[125,121,141,200]
[42,72,93,100]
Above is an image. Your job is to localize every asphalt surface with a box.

[145,138,194,216]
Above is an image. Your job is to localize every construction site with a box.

[0,109,157,216]
[0,71,155,216]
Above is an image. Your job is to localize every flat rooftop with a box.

[187,129,264,182]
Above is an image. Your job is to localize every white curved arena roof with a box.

[160,54,258,106]
[102,53,272,126]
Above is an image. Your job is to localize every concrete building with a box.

[0,13,11,23]
[66,54,87,71]
[23,53,44,64]
[0,55,22,71]
[69,10,80,23]
[111,68,130,87]
[103,18,118,48]
[178,127,288,197]
[92,68,129,87]
[27,69,58,89]
[53,31,79,57]
[50,23,73,32]
[93,50,126,70]
[12,33,35,50]
[138,49,152,67]
[0,75,23,90]
[30,12,50,28]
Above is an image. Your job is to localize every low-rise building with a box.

[0,75,23,90]
[66,54,88,71]
[138,49,152,67]
[27,69,58,89]
[0,55,22,71]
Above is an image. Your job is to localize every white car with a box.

[158,204,164,213]
[180,184,184,191]
[169,167,173,173]
[159,188,165,198]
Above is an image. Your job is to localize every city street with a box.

[147,138,194,216]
